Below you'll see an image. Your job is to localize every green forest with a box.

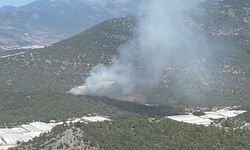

[15,118,250,150]
[0,90,182,127]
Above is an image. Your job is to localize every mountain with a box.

[2,1,250,149]
[0,17,142,127]
[0,17,136,92]
[1,0,250,107]
[0,0,249,122]
[0,0,137,47]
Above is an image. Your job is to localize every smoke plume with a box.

[69,0,211,97]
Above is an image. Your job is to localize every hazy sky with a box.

[0,0,37,7]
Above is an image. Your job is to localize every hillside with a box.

[0,0,249,123]
[0,90,181,127]
[200,0,250,53]
[0,0,137,46]
[0,17,136,92]
[14,118,250,150]
[1,1,250,149]
[146,0,250,107]
[0,0,250,107]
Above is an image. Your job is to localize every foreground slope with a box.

[14,118,250,150]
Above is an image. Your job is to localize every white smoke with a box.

[69,0,210,97]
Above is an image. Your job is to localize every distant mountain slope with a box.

[0,17,136,92]
[0,0,137,46]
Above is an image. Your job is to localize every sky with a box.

[0,0,37,7]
